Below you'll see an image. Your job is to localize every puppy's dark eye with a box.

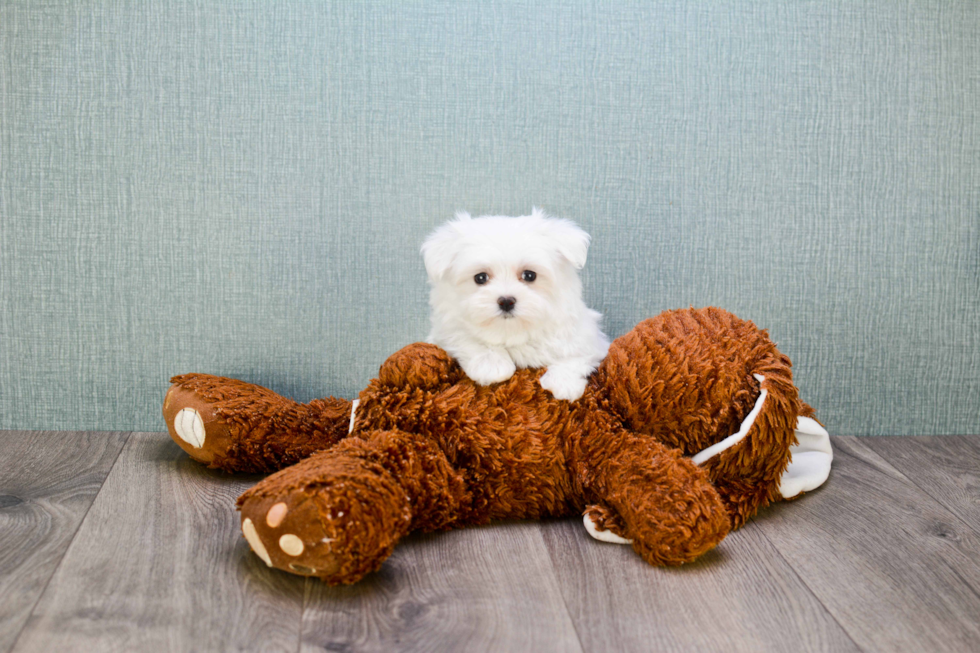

[521,270,537,283]
[474,272,489,285]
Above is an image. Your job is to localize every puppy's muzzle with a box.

[497,296,517,313]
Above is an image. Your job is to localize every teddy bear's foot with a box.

[240,496,345,578]
[163,374,353,473]
[237,428,470,583]
[778,417,833,499]
[163,378,238,467]
[237,451,413,583]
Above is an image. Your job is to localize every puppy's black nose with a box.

[497,296,517,313]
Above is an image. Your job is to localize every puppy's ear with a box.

[536,210,590,269]
[421,214,468,280]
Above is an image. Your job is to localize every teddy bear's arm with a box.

[376,342,463,389]
[164,374,353,473]
[587,435,732,566]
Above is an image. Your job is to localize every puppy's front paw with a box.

[460,351,517,386]
[540,367,588,401]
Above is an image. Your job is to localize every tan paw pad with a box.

[173,407,205,449]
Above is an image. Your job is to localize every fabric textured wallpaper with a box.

[1,1,977,434]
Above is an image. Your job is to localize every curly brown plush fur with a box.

[163,307,817,584]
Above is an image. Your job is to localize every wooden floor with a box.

[2,433,980,652]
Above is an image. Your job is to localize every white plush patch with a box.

[691,374,767,465]
[348,399,360,434]
[242,518,272,567]
[779,417,834,498]
[173,407,205,449]
[583,512,632,545]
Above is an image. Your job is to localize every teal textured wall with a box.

[1,1,978,434]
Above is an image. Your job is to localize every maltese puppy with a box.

[421,208,609,401]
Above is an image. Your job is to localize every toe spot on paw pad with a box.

[241,518,273,567]
[266,503,288,528]
[279,534,305,556]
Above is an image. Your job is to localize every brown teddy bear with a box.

[163,307,832,584]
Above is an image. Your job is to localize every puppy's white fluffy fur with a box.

[421,208,609,401]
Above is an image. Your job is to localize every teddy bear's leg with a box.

[586,435,732,565]
[163,374,353,474]
[692,374,826,528]
[236,428,470,584]
[583,418,827,548]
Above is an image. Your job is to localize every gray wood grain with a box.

[11,432,306,653]
[302,522,583,653]
[863,435,980,536]
[543,513,857,652]
[8,433,980,652]
[0,431,128,653]
[753,436,980,652]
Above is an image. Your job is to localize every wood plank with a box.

[302,521,583,653]
[862,436,980,536]
[543,513,857,652]
[12,432,306,652]
[0,431,128,653]
[10,433,979,651]
[753,436,980,652]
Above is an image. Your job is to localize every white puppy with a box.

[421,208,609,401]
